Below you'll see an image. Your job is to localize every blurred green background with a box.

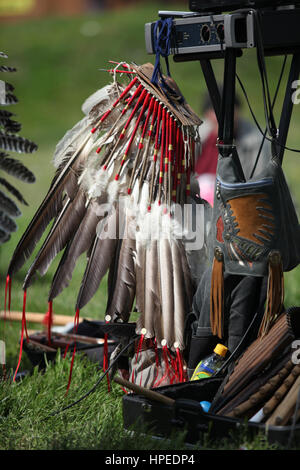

[0,0,300,334]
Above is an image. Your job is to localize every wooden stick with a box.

[263,364,300,417]
[26,339,57,353]
[225,314,287,385]
[216,349,292,416]
[54,332,113,345]
[113,375,175,407]
[27,329,40,336]
[221,315,291,401]
[225,360,294,418]
[266,375,300,426]
[0,311,92,326]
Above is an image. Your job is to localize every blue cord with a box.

[151,17,173,85]
[150,18,184,106]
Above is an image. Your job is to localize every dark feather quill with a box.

[171,240,188,350]
[149,241,164,345]
[0,178,28,205]
[93,321,137,339]
[105,238,122,313]
[7,165,78,277]
[48,197,106,301]
[76,207,119,310]
[105,231,136,323]
[134,241,146,315]
[1,93,18,106]
[3,81,14,92]
[0,116,21,133]
[0,155,35,183]
[0,65,17,73]
[0,210,17,233]
[6,124,95,275]
[23,189,86,289]
[179,239,195,308]
[0,228,10,243]
[0,110,14,119]
[139,240,164,345]
[0,132,37,154]
[0,189,21,217]
[158,238,174,348]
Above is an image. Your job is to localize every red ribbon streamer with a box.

[176,348,184,383]
[65,308,80,394]
[91,76,139,133]
[43,300,53,346]
[103,333,110,392]
[3,274,9,327]
[13,290,28,382]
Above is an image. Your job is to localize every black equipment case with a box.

[122,378,300,447]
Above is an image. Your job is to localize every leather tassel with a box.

[210,247,224,339]
[258,250,284,338]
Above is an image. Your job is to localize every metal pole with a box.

[277,53,300,164]
[199,58,222,123]
[219,48,246,180]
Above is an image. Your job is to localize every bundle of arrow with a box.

[210,307,300,427]
[6,61,208,387]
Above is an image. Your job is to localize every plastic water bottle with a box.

[191,343,228,381]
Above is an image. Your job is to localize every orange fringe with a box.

[210,248,224,339]
[258,251,284,337]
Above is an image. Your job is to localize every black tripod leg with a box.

[277,53,300,164]
[200,51,246,182]
[199,58,222,123]
[220,49,246,181]
[220,48,236,148]
[200,58,245,181]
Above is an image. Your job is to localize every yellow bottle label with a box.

[191,371,211,381]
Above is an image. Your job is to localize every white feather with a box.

[88,165,115,199]
[53,116,91,168]
[81,83,116,115]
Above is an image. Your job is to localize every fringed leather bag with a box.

[210,149,300,339]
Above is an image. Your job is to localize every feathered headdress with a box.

[7,61,206,386]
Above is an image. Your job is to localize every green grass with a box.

[0,351,287,451]
[0,352,187,451]
[0,2,300,450]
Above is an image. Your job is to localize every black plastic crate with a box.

[122,377,300,447]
